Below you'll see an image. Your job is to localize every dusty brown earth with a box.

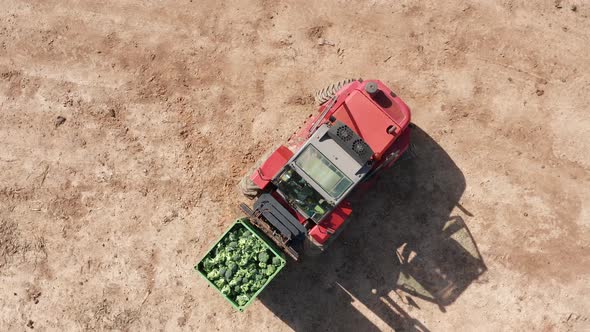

[1,0,589,331]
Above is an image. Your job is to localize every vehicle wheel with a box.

[303,215,352,257]
[237,148,275,199]
[239,175,261,199]
[398,142,417,162]
[303,235,324,256]
[314,78,358,105]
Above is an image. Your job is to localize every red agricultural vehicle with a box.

[238,79,413,260]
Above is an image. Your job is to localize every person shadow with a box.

[258,125,486,331]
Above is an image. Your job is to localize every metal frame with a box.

[239,203,300,261]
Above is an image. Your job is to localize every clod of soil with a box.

[555,0,563,9]
[54,116,66,127]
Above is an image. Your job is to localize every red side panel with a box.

[385,126,411,168]
[250,146,293,190]
[309,200,352,244]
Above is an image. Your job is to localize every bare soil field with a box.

[1,0,589,331]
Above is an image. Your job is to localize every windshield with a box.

[294,145,353,199]
[275,166,333,222]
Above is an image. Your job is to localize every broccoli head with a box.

[237,256,249,267]
[221,285,231,295]
[271,256,282,266]
[258,251,270,263]
[227,241,238,252]
[265,265,276,276]
[224,267,235,280]
[251,279,265,291]
[241,282,253,293]
[202,257,216,272]
[213,278,225,289]
[238,238,248,247]
[227,261,237,271]
[219,267,227,277]
[229,277,242,287]
[206,269,220,280]
[236,294,250,306]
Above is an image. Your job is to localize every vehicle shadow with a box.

[258,125,486,331]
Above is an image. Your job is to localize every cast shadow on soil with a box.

[258,125,486,331]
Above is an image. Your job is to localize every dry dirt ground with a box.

[1,0,589,331]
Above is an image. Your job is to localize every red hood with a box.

[332,81,411,159]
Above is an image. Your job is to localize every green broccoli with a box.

[231,252,241,262]
[202,257,216,272]
[219,267,227,277]
[224,253,234,264]
[245,237,257,249]
[221,285,231,295]
[243,269,255,279]
[200,223,286,305]
[227,241,238,251]
[265,265,276,276]
[224,267,235,280]
[238,238,248,247]
[206,269,220,280]
[251,279,265,291]
[213,278,225,288]
[246,249,257,259]
[258,251,270,263]
[229,277,243,287]
[215,244,225,257]
[237,256,249,267]
[236,294,250,306]
[272,256,282,266]
[240,283,250,293]
[212,251,226,264]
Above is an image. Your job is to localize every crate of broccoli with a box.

[195,217,286,311]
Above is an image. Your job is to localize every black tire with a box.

[303,236,324,256]
[238,148,275,199]
[314,78,358,105]
[303,217,351,257]
[239,176,261,199]
[398,142,417,163]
